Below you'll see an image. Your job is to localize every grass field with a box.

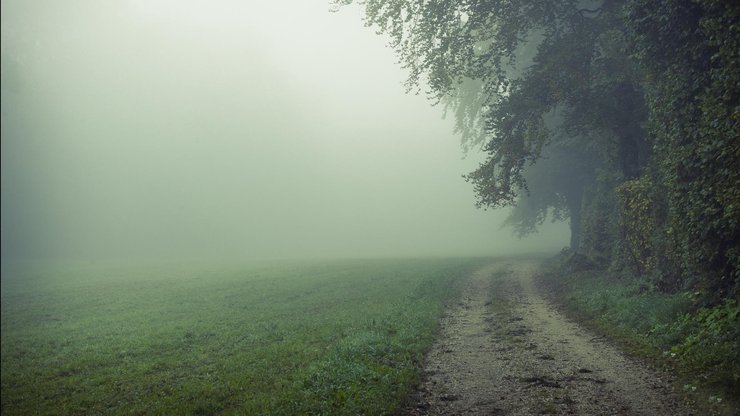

[1,258,487,415]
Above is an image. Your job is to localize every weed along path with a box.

[405,259,694,415]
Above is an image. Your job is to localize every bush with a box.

[665,300,740,394]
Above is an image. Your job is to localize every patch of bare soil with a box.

[404,259,696,415]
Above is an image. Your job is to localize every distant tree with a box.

[501,137,600,250]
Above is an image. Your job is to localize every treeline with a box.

[341,0,739,303]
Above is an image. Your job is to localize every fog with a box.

[1,0,568,264]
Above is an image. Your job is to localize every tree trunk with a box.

[566,189,584,251]
[569,202,582,250]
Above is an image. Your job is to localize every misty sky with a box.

[1,0,568,262]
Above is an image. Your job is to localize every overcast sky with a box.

[0,0,568,263]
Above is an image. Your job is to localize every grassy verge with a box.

[1,258,487,415]
[538,258,739,415]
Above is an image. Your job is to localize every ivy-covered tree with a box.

[622,0,740,298]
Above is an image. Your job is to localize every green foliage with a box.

[664,300,740,393]
[579,172,620,264]
[0,259,484,415]
[343,0,620,208]
[342,0,645,255]
[622,0,740,298]
[441,77,489,152]
[616,178,656,276]
[502,140,595,248]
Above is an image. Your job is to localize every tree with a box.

[339,0,644,246]
[502,132,604,250]
[340,0,740,298]
[622,0,740,297]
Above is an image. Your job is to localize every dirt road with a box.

[405,259,694,415]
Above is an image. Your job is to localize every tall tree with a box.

[340,0,644,247]
[622,0,740,297]
[341,0,739,298]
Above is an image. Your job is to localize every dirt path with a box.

[405,258,694,415]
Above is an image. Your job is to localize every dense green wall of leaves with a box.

[622,0,740,300]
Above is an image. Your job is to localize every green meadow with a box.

[1,258,487,415]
